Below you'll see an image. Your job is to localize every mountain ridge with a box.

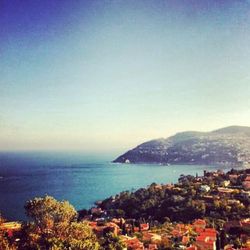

[113,126,250,166]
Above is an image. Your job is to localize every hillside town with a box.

[114,127,250,167]
[81,168,250,249]
[1,168,249,249]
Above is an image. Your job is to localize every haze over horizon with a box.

[1,0,250,152]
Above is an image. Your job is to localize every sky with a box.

[1,0,250,153]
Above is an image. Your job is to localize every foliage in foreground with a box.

[20,196,100,250]
[1,196,127,250]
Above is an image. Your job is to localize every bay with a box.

[0,151,217,221]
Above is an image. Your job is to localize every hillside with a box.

[113,126,250,166]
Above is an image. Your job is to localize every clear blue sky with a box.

[1,0,250,153]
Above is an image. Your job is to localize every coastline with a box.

[3,167,250,249]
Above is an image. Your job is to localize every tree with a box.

[63,222,100,250]
[21,195,100,250]
[25,196,77,234]
[99,232,125,250]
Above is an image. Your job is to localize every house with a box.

[88,221,98,227]
[203,228,217,237]
[88,221,121,236]
[193,219,206,231]
[217,187,234,194]
[195,227,205,235]
[241,218,250,231]
[112,217,125,225]
[90,207,103,215]
[154,184,163,190]
[240,234,250,248]
[125,223,133,232]
[200,185,210,192]
[121,235,144,250]
[223,180,230,187]
[223,244,236,250]
[164,184,174,189]
[142,232,162,243]
[171,223,190,237]
[0,222,22,231]
[0,221,22,237]
[182,235,190,245]
[227,199,241,205]
[195,230,216,250]
[172,228,182,237]
[241,190,250,198]
[106,222,121,236]
[140,223,150,231]
[195,236,215,250]
[241,175,250,190]
[217,170,224,175]
[203,195,220,203]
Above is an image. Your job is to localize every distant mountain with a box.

[113,126,250,166]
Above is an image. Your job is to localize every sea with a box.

[0,151,222,221]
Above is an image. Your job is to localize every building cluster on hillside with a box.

[85,217,218,249]
[84,216,249,250]
[84,169,250,249]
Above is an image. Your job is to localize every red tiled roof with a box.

[88,221,97,227]
[187,246,197,250]
[196,238,214,246]
[176,223,186,228]
[193,219,206,226]
[203,228,217,237]
[172,229,182,237]
[124,237,144,249]
[140,223,149,231]
[196,235,207,241]
[106,222,120,228]
[182,235,189,244]
[194,227,204,234]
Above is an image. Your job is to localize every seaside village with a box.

[1,169,249,250]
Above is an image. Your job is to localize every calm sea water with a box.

[0,151,218,221]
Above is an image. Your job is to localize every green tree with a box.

[20,195,100,250]
[100,232,125,250]
[25,196,77,235]
[63,222,100,250]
